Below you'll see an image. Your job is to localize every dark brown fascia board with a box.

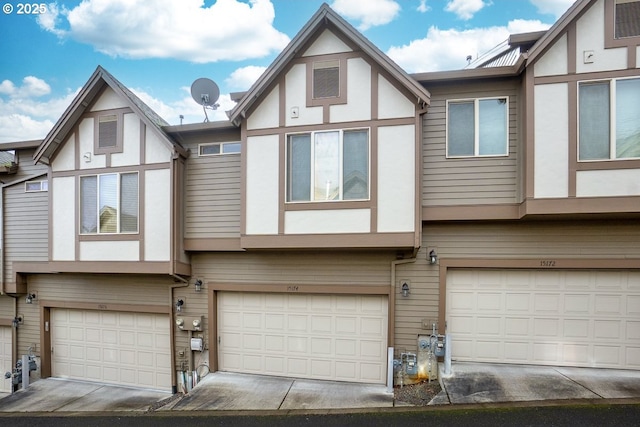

[526,0,596,65]
[508,30,547,46]
[411,63,523,83]
[230,92,246,102]
[34,68,106,163]
[35,66,188,163]
[163,120,237,135]
[0,139,43,151]
[229,3,430,125]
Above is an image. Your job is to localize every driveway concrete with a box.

[164,371,393,411]
[0,378,171,412]
[1,363,639,413]
[439,362,640,404]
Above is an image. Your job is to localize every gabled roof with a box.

[228,3,431,126]
[35,66,187,164]
[526,0,597,65]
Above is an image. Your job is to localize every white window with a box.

[286,129,369,202]
[199,142,241,156]
[25,180,48,192]
[579,77,640,161]
[80,172,138,234]
[446,97,509,158]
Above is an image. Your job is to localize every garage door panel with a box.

[447,269,640,370]
[0,327,13,392]
[218,292,388,384]
[52,309,170,391]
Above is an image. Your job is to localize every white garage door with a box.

[447,269,640,370]
[218,292,388,384]
[0,326,11,393]
[51,309,171,390]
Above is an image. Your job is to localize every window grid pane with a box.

[287,134,311,202]
[120,173,139,233]
[579,82,611,160]
[343,130,369,200]
[448,102,475,156]
[616,78,640,158]
[81,176,98,234]
[98,115,117,148]
[479,99,508,155]
[314,132,340,201]
[99,174,118,233]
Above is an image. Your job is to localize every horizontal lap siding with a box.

[3,184,48,283]
[393,219,640,353]
[193,251,396,286]
[423,80,521,206]
[185,154,241,239]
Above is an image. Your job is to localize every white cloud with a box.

[529,0,575,19]
[225,66,267,91]
[417,0,430,13]
[131,87,236,126]
[0,78,78,143]
[331,0,401,31]
[445,0,488,20]
[38,0,290,63]
[387,19,550,73]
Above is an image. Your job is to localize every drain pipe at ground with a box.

[170,275,189,395]
[389,254,417,393]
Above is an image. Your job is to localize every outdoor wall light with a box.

[194,279,202,292]
[175,299,184,312]
[25,292,37,304]
[429,250,438,265]
[401,281,410,297]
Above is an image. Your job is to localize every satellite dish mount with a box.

[190,78,220,122]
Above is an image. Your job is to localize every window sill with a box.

[284,200,372,211]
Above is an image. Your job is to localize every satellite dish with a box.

[190,78,220,122]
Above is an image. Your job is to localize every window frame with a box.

[577,76,640,162]
[605,0,640,48]
[285,128,371,204]
[79,171,139,235]
[445,96,510,159]
[25,179,48,192]
[198,142,241,157]
[306,55,348,108]
[93,111,124,155]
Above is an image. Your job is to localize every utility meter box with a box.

[175,315,203,331]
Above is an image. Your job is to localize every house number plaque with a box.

[539,260,556,267]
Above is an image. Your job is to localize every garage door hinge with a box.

[51,346,54,354]
[218,336,220,344]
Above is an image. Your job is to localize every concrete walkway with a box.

[1,363,640,413]
[439,362,640,404]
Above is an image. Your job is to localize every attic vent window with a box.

[98,114,117,148]
[313,60,340,99]
[615,0,640,39]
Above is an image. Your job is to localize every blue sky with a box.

[0,0,575,142]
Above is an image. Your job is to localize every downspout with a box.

[169,274,189,395]
[389,253,418,350]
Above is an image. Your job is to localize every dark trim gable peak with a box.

[228,2,431,126]
[34,65,188,165]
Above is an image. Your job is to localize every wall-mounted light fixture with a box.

[26,292,37,304]
[194,279,202,292]
[429,250,438,265]
[175,299,184,312]
[401,281,410,297]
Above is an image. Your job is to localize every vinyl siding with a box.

[192,250,395,286]
[393,219,640,352]
[183,132,242,240]
[3,181,49,284]
[422,79,521,206]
